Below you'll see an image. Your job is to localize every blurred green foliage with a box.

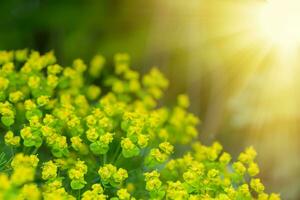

[0,0,153,64]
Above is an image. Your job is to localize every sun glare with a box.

[258,0,300,48]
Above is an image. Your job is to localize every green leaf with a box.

[122,146,140,158]
[70,127,84,136]
[1,116,14,127]
[0,91,7,101]
[90,142,109,155]
[25,109,42,120]
[70,179,86,190]
[58,77,69,89]
[150,190,165,200]
[51,148,63,157]
[23,139,36,147]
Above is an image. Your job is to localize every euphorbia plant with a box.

[0,50,280,199]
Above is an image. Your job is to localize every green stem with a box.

[10,147,14,156]
[103,154,107,164]
[24,146,30,154]
[114,152,123,166]
[32,147,39,154]
[111,144,121,163]
[77,189,81,199]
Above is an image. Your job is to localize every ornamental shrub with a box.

[0,50,280,200]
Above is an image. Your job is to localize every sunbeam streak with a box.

[258,0,300,48]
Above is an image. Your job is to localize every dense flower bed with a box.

[0,50,280,199]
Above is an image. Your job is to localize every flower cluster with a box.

[98,164,128,187]
[0,154,41,199]
[0,49,280,199]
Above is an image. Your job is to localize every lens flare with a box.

[258,0,300,47]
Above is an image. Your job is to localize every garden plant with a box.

[0,50,280,200]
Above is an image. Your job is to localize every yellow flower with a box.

[55,136,68,149]
[73,59,87,73]
[129,79,141,92]
[0,50,13,64]
[233,161,246,175]
[67,116,80,128]
[113,168,128,183]
[137,134,148,148]
[24,99,37,110]
[248,162,260,177]
[0,173,10,190]
[0,50,280,199]
[9,91,24,103]
[91,184,104,194]
[82,184,106,200]
[47,74,59,87]
[20,127,32,139]
[166,181,188,200]
[258,193,269,200]
[11,153,39,169]
[112,80,125,94]
[41,125,54,137]
[126,183,135,193]
[4,131,20,147]
[269,193,281,200]
[42,161,58,180]
[144,170,162,191]
[47,64,62,74]
[2,62,15,74]
[15,49,28,61]
[43,114,55,125]
[29,115,41,128]
[99,132,114,145]
[37,95,50,106]
[150,148,167,163]
[28,76,41,89]
[89,55,105,77]
[20,183,41,200]
[11,167,35,186]
[121,138,135,151]
[238,146,257,164]
[114,53,130,75]
[219,152,231,165]
[86,128,99,142]
[0,77,9,90]
[63,67,76,78]
[117,188,131,200]
[250,178,265,193]
[159,142,174,155]
[239,184,250,196]
[98,164,116,182]
[177,94,190,108]
[87,85,101,100]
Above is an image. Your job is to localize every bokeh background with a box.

[1,0,299,199]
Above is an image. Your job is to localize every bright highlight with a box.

[258,0,300,47]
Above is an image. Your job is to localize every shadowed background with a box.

[0,0,299,199]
